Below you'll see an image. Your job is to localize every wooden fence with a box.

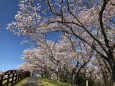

[0,70,30,86]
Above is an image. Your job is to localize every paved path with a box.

[22,77,39,86]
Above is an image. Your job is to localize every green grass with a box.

[15,77,29,86]
[39,78,71,86]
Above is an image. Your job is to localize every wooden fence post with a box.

[13,73,16,84]
[18,73,20,82]
[6,74,10,86]
[11,73,14,85]
[0,75,3,86]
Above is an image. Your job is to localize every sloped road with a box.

[22,77,39,86]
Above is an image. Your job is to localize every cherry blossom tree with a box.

[7,0,115,85]
[19,35,94,85]
[40,0,115,84]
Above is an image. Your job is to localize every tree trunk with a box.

[57,72,60,82]
[112,64,115,86]
[70,75,74,86]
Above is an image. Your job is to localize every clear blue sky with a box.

[0,0,59,71]
[0,0,31,71]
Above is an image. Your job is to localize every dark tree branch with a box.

[66,0,107,54]
[99,0,110,48]
[47,0,62,16]
[46,0,108,55]
[62,24,109,61]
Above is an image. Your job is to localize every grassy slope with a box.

[15,77,29,86]
[39,78,71,86]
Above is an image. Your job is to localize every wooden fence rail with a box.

[0,70,30,86]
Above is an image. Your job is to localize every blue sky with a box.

[0,0,31,71]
